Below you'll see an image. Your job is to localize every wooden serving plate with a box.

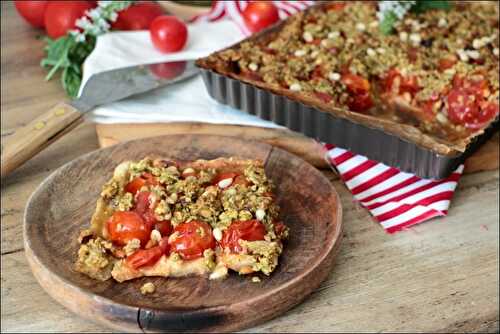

[24,134,343,332]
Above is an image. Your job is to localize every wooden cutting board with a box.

[96,123,499,175]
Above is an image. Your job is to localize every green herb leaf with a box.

[40,35,94,97]
[380,10,398,35]
[411,0,451,14]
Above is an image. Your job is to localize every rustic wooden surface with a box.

[1,1,499,332]
[24,135,342,332]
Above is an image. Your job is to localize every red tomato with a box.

[314,91,333,103]
[111,1,164,30]
[155,220,172,236]
[326,2,346,11]
[342,73,370,94]
[126,237,169,270]
[107,211,151,246]
[150,61,187,79]
[133,191,158,226]
[168,221,215,260]
[447,89,498,129]
[125,173,158,194]
[438,57,457,71]
[384,69,420,95]
[221,220,266,253]
[44,1,95,39]
[15,0,48,28]
[233,174,252,187]
[149,15,188,53]
[212,172,239,186]
[242,1,280,33]
[347,91,374,113]
[274,221,287,236]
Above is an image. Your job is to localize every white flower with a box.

[75,17,92,30]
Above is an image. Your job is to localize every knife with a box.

[0,60,198,178]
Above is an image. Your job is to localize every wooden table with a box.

[1,2,499,332]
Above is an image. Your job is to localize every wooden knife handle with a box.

[1,102,83,178]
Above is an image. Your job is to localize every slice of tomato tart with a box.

[75,157,288,283]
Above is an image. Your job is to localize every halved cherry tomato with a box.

[107,211,151,246]
[445,76,499,129]
[133,191,158,226]
[126,237,169,270]
[438,57,457,71]
[342,73,370,94]
[212,172,239,186]
[155,220,172,236]
[125,173,158,194]
[242,1,280,33]
[383,69,420,96]
[168,221,215,260]
[233,174,252,187]
[221,220,266,253]
[314,91,333,103]
[326,2,346,11]
[448,88,498,129]
[274,221,287,236]
[348,92,373,113]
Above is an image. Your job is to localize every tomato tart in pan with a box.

[75,157,288,283]
[196,1,499,156]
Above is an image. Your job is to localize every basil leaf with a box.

[411,0,451,13]
[380,10,398,35]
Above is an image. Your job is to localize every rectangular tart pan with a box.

[198,68,499,179]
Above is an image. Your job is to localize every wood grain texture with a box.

[1,1,498,332]
[23,134,342,332]
[96,123,499,174]
[1,102,83,178]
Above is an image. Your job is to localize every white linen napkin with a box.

[81,20,281,129]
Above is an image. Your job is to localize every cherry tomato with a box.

[274,221,287,236]
[133,191,158,226]
[438,57,457,71]
[107,211,151,246]
[233,175,252,187]
[149,15,188,53]
[314,91,333,103]
[242,1,280,33]
[126,237,169,269]
[221,220,266,253]
[111,1,164,30]
[447,89,498,129]
[326,2,346,11]
[15,1,48,28]
[150,61,187,79]
[342,73,370,94]
[125,173,158,194]
[384,69,420,95]
[168,221,215,260]
[44,1,96,39]
[347,91,373,113]
[154,220,172,236]
[212,172,239,186]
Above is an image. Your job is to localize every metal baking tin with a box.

[199,68,499,179]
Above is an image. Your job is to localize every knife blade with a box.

[1,60,199,178]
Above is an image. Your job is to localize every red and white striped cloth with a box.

[190,1,464,233]
[325,145,463,233]
[190,1,315,35]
